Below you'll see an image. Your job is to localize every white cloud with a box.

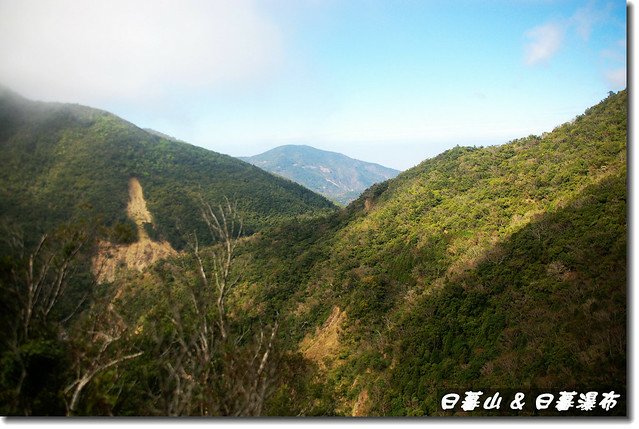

[0,0,283,104]
[523,1,614,67]
[601,48,624,62]
[601,38,626,62]
[600,38,626,89]
[571,3,600,41]
[524,22,564,65]
[605,68,626,88]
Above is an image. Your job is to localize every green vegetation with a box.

[0,88,336,249]
[0,89,626,416]
[238,89,627,415]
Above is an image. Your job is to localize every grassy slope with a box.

[234,90,626,415]
[0,89,336,249]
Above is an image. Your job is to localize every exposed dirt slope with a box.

[300,306,345,369]
[93,178,177,282]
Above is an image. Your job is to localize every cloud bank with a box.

[0,0,282,104]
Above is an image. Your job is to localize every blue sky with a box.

[0,0,627,170]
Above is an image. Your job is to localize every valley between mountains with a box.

[0,88,626,416]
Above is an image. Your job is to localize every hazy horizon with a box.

[0,0,626,170]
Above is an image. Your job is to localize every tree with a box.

[0,223,92,415]
[63,293,143,415]
[151,198,279,416]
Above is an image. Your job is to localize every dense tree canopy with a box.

[0,89,627,416]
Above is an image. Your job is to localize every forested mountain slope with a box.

[235,90,627,415]
[0,88,336,249]
[0,89,625,416]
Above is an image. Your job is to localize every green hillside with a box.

[0,88,336,249]
[240,145,400,205]
[0,89,626,416]
[236,90,627,415]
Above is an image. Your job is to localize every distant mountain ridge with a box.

[240,145,400,205]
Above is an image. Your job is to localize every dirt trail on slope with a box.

[93,178,177,283]
[300,306,369,416]
[351,389,370,416]
[300,306,345,370]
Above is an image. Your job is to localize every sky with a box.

[0,0,627,170]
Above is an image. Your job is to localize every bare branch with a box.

[65,351,143,415]
[154,197,279,416]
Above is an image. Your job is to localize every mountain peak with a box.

[240,145,400,205]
